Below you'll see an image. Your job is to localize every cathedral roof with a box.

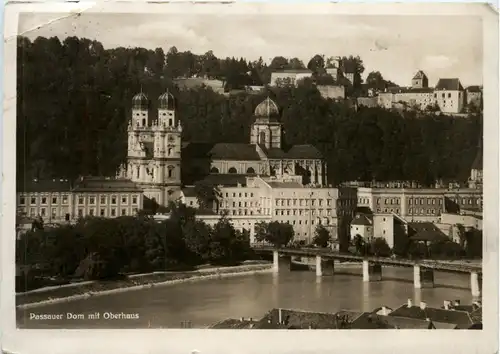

[254,97,280,118]
[209,143,261,161]
[260,144,323,160]
[158,91,175,110]
[132,92,149,110]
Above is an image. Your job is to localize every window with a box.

[136,166,140,179]
[51,208,57,218]
[448,93,451,98]
[78,209,83,217]
[89,209,95,216]
[167,165,175,178]
[246,167,255,174]
[52,197,57,204]
[100,196,106,204]
[228,167,237,174]
[41,197,47,205]
[30,208,35,216]
[210,167,219,173]
[111,209,116,217]
[132,196,137,204]
[100,209,105,217]
[78,197,84,205]
[442,93,445,98]
[19,197,25,205]
[121,209,127,216]
[122,196,128,204]
[250,193,254,197]
[111,196,117,205]
[89,196,96,205]
[62,195,68,204]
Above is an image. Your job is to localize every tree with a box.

[455,223,467,249]
[255,221,294,248]
[464,228,482,259]
[369,237,391,257]
[307,54,325,74]
[351,234,367,255]
[269,56,289,71]
[288,57,306,70]
[408,241,427,259]
[313,225,330,248]
[194,181,222,212]
[365,71,394,91]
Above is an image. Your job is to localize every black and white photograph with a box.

[1,2,498,353]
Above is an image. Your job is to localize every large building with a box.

[16,177,144,223]
[182,96,327,189]
[123,91,183,206]
[376,71,478,114]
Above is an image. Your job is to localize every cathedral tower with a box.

[250,97,282,149]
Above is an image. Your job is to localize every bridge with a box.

[252,246,482,297]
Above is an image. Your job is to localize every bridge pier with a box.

[273,250,279,273]
[414,265,434,288]
[470,271,481,297]
[316,255,322,277]
[362,260,382,282]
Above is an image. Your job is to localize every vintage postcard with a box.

[1,2,498,354]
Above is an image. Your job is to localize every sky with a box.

[18,12,483,87]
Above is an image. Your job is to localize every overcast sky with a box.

[19,12,483,87]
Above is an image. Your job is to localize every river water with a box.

[17,266,474,329]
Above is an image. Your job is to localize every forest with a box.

[17,36,482,187]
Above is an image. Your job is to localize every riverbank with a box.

[17,262,272,309]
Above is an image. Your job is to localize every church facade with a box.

[123,92,328,206]
[123,91,183,206]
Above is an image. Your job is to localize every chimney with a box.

[278,308,282,324]
[419,301,427,310]
[443,300,451,310]
[407,299,413,308]
[454,300,461,307]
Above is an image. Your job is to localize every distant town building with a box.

[465,85,482,109]
[269,69,314,87]
[316,85,345,100]
[375,70,471,114]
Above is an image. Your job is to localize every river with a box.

[17,266,474,329]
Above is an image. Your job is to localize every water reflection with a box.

[17,267,474,329]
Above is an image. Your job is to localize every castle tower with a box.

[250,97,282,150]
[412,70,429,89]
[152,91,182,203]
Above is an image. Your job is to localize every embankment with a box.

[17,262,272,309]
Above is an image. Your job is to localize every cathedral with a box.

[123,92,327,206]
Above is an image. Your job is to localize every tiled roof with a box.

[195,174,252,187]
[351,214,373,226]
[387,87,434,94]
[435,78,464,91]
[209,143,261,161]
[17,179,72,193]
[254,308,347,329]
[389,305,473,329]
[267,181,304,188]
[264,147,288,159]
[466,85,482,93]
[181,187,198,198]
[351,313,436,329]
[408,222,448,242]
[412,70,428,80]
[72,177,143,193]
[209,319,257,329]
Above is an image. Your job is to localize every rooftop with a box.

[389,304,473,328]
[351,214,373,226]
[72,177,143,193]
[18,179,72,193]
[407,222,449,242]
[267,181,304,188]
[435,78,464,91]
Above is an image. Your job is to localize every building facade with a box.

[124,91,183,206]
[16,177,144,223]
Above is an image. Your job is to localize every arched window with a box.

[136,166,140,179]
[259,131,266,145]
[246,167,255,174]
[228,167,237,174]
[210,167,219,174]
[167,165,175,178]
[168,148,173,156]
[142,118,146,126]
